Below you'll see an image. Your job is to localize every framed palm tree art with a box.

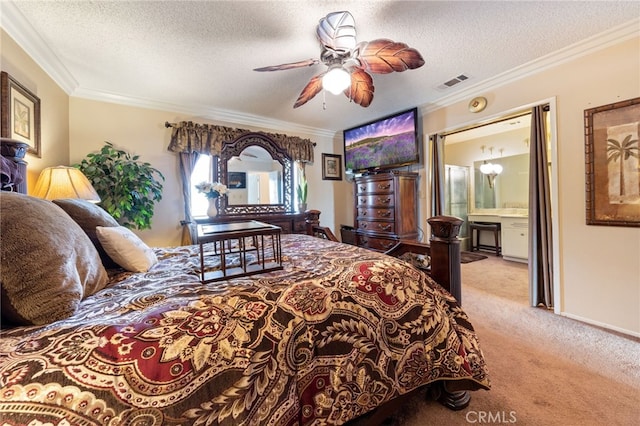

[584,97,639,227]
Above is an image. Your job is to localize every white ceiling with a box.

[2,1,639,137]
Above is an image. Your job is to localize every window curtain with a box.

[167,121,315,163]
[179,151,200,245]
[430,134,446,217]
[529,105,554,308]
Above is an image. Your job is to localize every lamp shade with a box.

[33,166,100,202]
[322,66,351,95]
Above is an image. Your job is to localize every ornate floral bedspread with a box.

[0,234,489,425]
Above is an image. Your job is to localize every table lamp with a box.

[32,166,100,202]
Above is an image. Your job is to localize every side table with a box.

[196,220,282,283]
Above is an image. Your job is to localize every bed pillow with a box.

[52,198,121,269]
[0,192,109,326]
[95,226,158,272]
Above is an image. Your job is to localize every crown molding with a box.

[73,87,337,140]
[0,1,335,140]
[0,1,78,93]
[420,17,640,113]
[3,0,637,136]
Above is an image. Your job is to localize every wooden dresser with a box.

[354,171,419,252]
[194,210,321,235]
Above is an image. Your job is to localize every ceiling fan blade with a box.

[356,38,425,74]
[317,11,357,54]
[253,58,319,72]
[345,68,374,107]
[293,73,324,108]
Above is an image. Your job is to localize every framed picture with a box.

[1,71,41,158]
[322,153,342,180]
[228,171,246,189]
[584,97,640,227]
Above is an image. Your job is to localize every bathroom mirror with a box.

[473,153,529,210]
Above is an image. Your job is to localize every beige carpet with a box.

[386,256,640,425]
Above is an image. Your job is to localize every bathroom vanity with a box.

[468,213,529,263]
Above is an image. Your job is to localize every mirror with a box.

[227,146,283,205]
[473,153,529,209]
[218,133,294,215]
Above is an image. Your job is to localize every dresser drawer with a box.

[357,194,394,207]
[356,178,394,194]
[357,207,394,220]
[357,234,398,252]
[357,220,395,234]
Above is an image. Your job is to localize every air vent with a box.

[438,74,470,90]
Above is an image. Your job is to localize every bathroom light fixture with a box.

[322,65,351,95]
[479,146,503,188]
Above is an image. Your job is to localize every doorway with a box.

[439,101,559,310]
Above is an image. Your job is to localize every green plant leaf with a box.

[75,141,164,229]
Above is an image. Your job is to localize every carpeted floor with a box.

[384,256,640,425]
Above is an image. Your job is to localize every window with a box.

[190,155,212,217]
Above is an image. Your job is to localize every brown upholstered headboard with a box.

[0,138,29,194]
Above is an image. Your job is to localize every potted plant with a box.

[297,175,307,212]
[195,180,228,218]
[76,142,165,230]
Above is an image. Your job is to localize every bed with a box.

[0,178,489,425]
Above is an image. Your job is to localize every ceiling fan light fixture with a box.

[322,66,351,95]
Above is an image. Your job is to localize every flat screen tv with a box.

[343,107,420,173]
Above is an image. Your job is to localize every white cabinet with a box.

[501,217,528,263]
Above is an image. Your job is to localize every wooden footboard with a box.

[386,215,463,305]
[306,213,463,306]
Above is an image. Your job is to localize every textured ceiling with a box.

[2,1,639,136]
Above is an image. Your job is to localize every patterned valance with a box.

[167,121,315,163]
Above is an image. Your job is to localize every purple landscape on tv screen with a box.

[343,108,418,172]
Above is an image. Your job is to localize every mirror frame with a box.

[218,132,293,215]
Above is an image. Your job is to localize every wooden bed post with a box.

[304,209,321,234]
[427,215,463,305]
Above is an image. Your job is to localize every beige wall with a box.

[420,36,640,335]
[1,29,69,189]
[69,98,336,247]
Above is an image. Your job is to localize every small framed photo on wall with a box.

[1,71,41,158]
[322,153,342,180]
[584,96,640,227]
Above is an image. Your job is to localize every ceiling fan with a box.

[253,11,425,108]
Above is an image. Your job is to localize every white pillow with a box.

[95,226,158,272]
